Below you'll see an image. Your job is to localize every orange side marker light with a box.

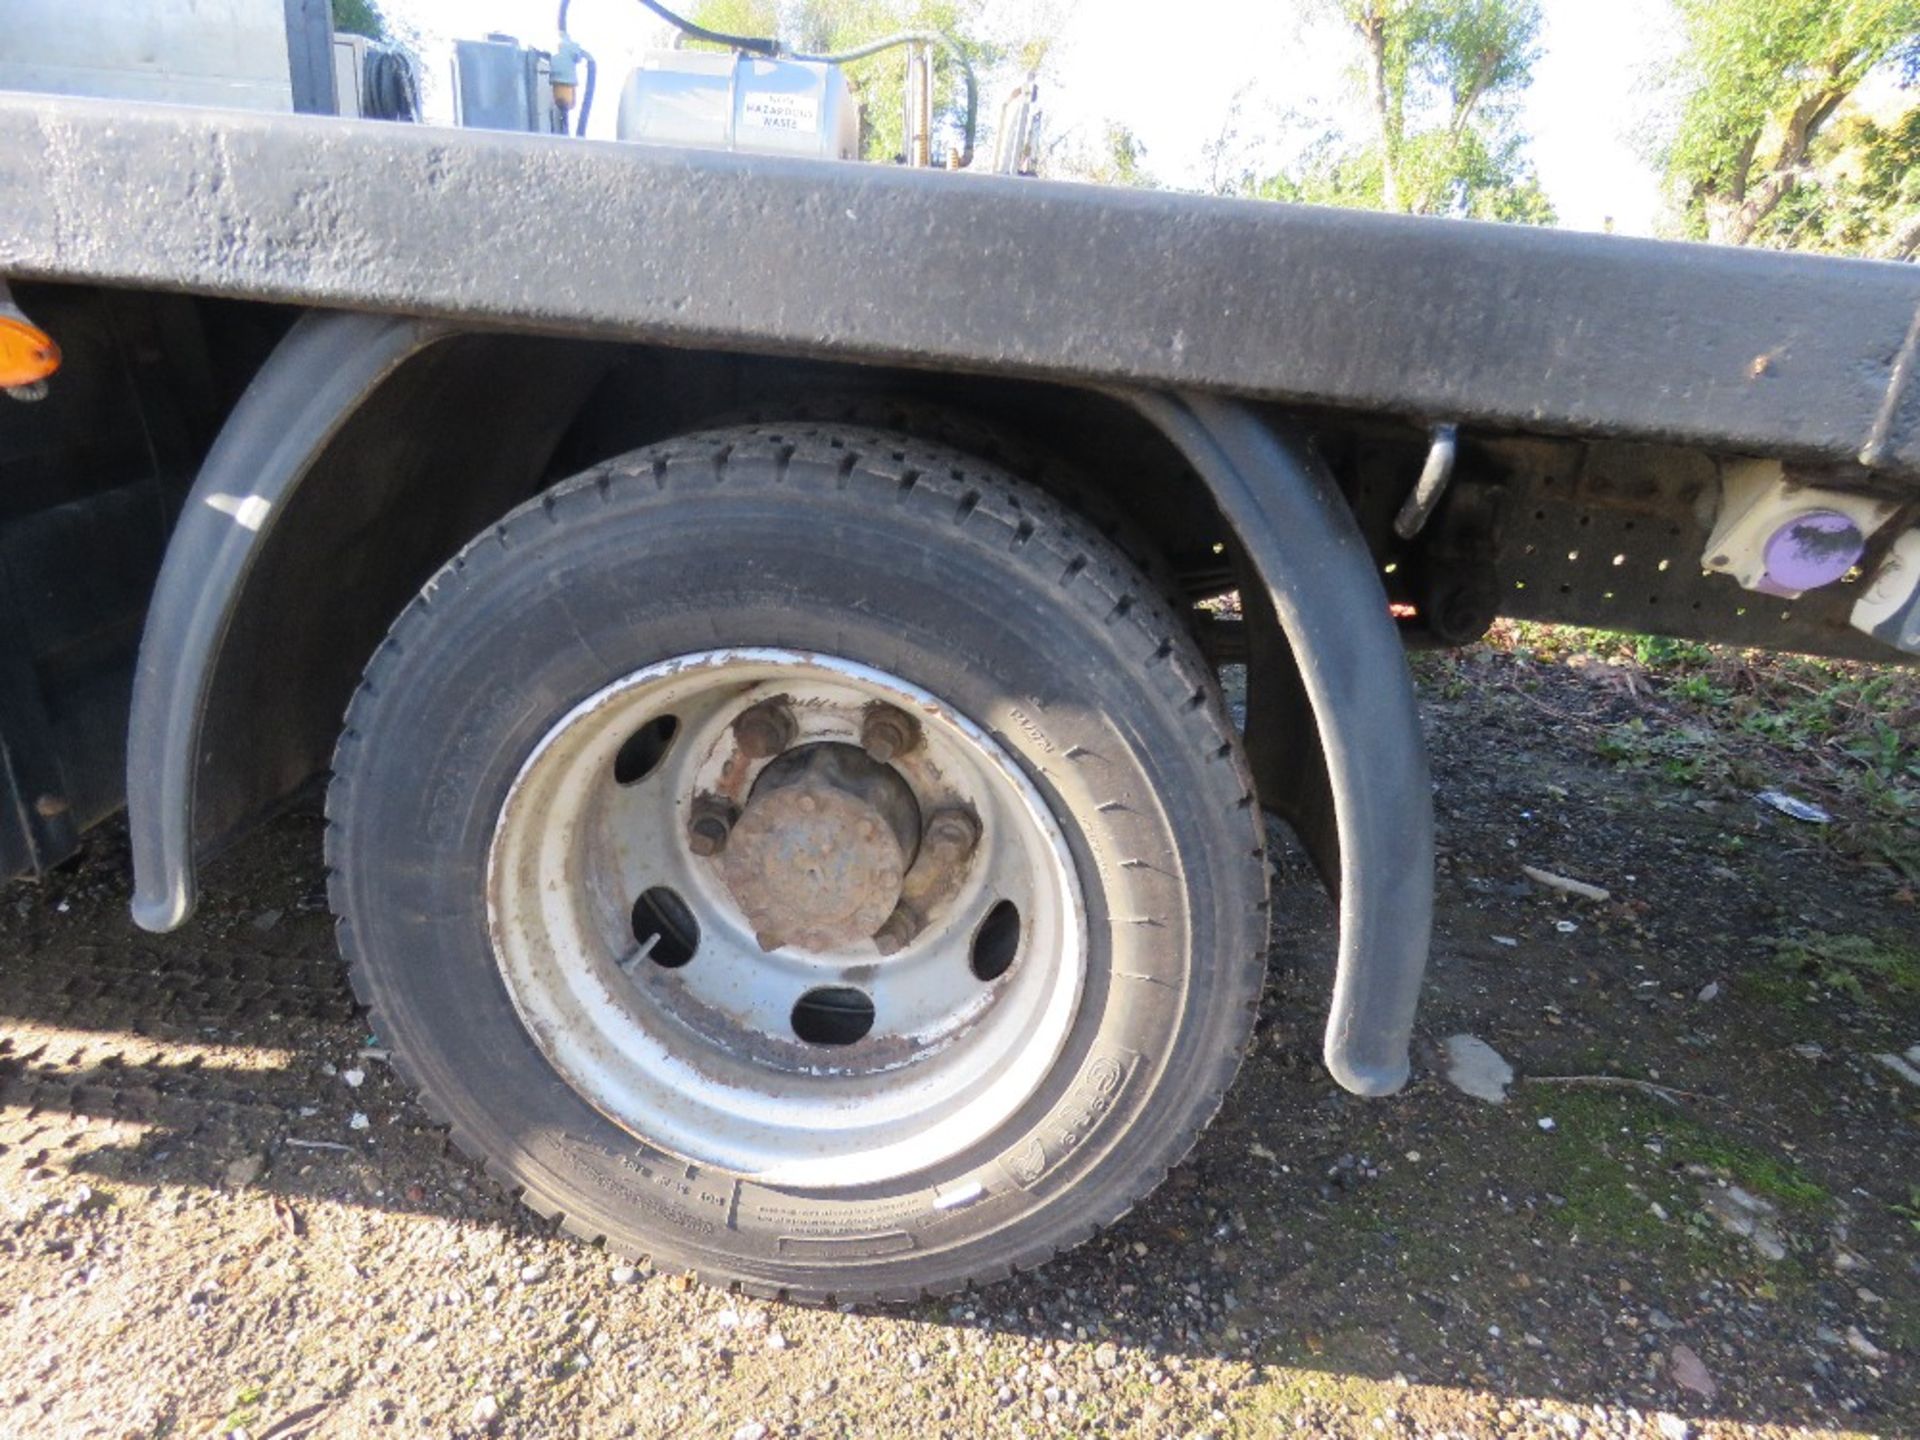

[0,295,61,390]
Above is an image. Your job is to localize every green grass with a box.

[219,1385,266,1433]
[1589,716,1722,787]
[1734,966,1812,1012]
[1671,1121,1828,1209]
[1231,1368,1398,1437]
[1456,621,1920,878]
[1532,1090,1827,1258]
[1883,1302,1920,1357]
[1893,1185,1920,1236]
[1759,931,1920,1012]
[1671,671,1731,707]
[1542,1099,1687,1250]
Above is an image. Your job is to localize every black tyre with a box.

[327,424,1268,1302]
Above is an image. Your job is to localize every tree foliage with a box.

[1240,1,1552,223]
[331,0,423,76]
[1659,0,1920,251]
[1341,0,1544,213]
[1762,106,1920,258]
[330,0,388,43]
[1048,121,1157,188]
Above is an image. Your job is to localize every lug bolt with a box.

[733,700,796,760]
[687,799,735,857]
[873,907,920,957]
[861,706,921,764]
[926,808,982,862]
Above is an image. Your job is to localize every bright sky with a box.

[394,0,1679,235]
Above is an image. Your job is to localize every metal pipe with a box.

[1392,422,1459,540]
[908,45,933,169]
[795,30,978,168]
[993,80,1032,175]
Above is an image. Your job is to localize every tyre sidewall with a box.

[332,438,1262,1297]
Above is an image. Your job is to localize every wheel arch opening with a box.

[134,319,1335,930]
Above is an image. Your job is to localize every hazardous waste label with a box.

[742,92,819,134]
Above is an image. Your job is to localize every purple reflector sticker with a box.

[1762,510,1864,595]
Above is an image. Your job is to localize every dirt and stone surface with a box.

[0,643,1914,1438]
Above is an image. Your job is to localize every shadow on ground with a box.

[1,661,1914,1438]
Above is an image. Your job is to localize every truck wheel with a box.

[326,424,1268,1301]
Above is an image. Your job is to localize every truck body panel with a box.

[3,95,1918,481]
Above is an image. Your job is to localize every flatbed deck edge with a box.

[3,93,1919,480]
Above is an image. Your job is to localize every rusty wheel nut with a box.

[687,800,735,857]
[861,706,920,764]
[925,808,982,861]
[732,701,796,760]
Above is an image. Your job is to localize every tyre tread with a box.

[326,422,1268,1305]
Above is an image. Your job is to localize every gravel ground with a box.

[0,648,1914,1439]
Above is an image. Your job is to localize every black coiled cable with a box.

[559,0,779,57]
[362,45,421,122]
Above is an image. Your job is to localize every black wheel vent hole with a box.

[631,887,699,969]
[614,715,680,785]
[791,987,875,1047]
[971,900,1022,982]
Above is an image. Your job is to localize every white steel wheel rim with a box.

[486,649,1087,1189]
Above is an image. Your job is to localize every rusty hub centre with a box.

[718,743,922,953]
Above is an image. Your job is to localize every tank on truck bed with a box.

[1,77,1917,1301]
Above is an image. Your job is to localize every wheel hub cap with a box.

[721,743,920,952]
